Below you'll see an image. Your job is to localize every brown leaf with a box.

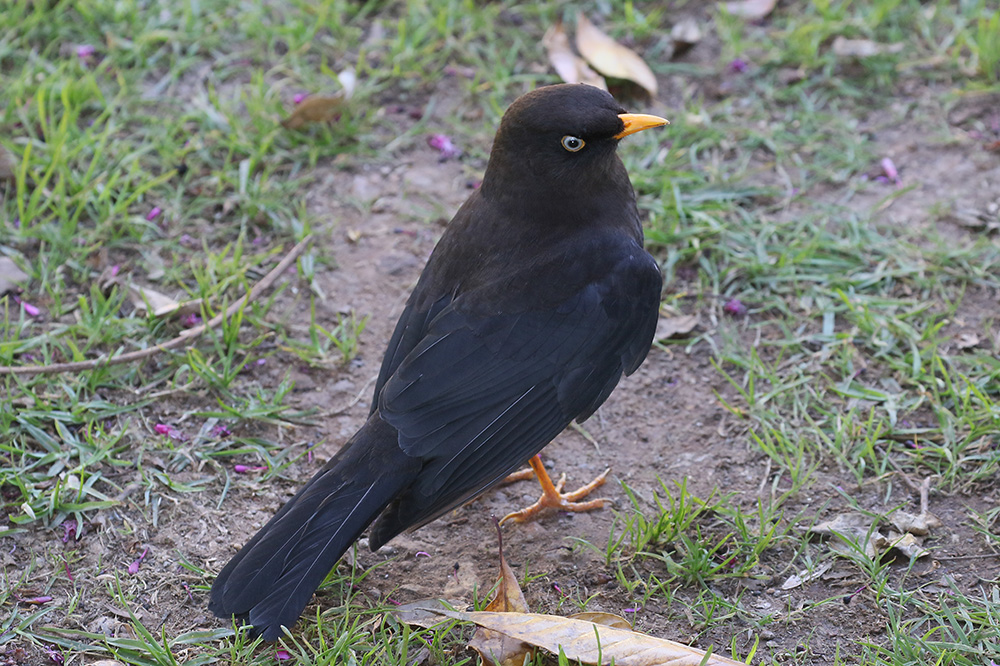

[832,37,904,58]
[656,314,699,341]
[281,94,344,130]
[543,21,607,90]
[575,13,657,96]
[568,611,632,630]
[0,256,29,296]
[723,0,776,20]
[469,536,535,666]
[436,609,744,665]
[0,144,17,182]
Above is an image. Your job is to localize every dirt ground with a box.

[6,76,1000,665]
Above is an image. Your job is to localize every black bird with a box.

[209,83,667,640]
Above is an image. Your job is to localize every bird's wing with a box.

[370,246,661,544]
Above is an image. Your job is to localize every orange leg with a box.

[499,454,611,524]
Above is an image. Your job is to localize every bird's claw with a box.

[500,466,612,525]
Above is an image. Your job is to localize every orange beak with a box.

[614,113,669,139]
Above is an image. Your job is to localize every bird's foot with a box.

[500,455,611,524]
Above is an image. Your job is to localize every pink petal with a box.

[154,423,172,435]
[276,650,292,661]
[293,93,307,105]
[76,44,95,58]
[881,157,900,184]
[20,300,41,317]
[427,133,460,160]
[146,206,162,221]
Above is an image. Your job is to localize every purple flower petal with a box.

[76,44,95,59]
[154,423,172,435]
[293,92,307,105]
[728,58,749,73]
[61,520,77,543]
[276,650,292,661]
[723,298,747,316]
[881,157,900,184]
[20,595,53,605]
[146,206,162,221]
[234,464,268,473]
[13,296,41,317]
[128,547,149,575]
[427,133,460,160]
[415,551,431,558]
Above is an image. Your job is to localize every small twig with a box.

[0,235,313,376]
[919,476,931,516]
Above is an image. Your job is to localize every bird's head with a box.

[481,84,667,216]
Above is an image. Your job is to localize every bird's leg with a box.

[499,454,611,524]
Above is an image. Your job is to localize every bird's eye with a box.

[561,135,585,152]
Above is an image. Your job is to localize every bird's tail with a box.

[209,415,418,640]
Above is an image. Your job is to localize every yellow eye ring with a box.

[561,135,585,152]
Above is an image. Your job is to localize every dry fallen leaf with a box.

[468,542,535,666]
[0,256,29,295]
[543,21,607,90]
[889,510,942,536]
[883,531,930,559]
[955,332,981,350]
[575,13,657,96]
[811,512,880,558]
[832,37,904,58]
[723,0,776,20]
[780,561,834,590]
[281,94,344,130]
[391,598,465,629]
[670,18,702,55]
[568,611,632,630]
[656,314,699,341]
[434,609,744,666]
[129,284,202,319]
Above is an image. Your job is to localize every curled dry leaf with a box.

[433,609,744,666]
[468,546,534,666]
[832,37,904,58]
[281,94,344,130]
[0,256,29,296]
[575,13,657,96]
[655,314,699,341]
[543,21,607,90]
[723,0,776,20]
[889,510,942,536]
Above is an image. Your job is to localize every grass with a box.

[3,0,1000,664]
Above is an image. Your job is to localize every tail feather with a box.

[209,415,418,640]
